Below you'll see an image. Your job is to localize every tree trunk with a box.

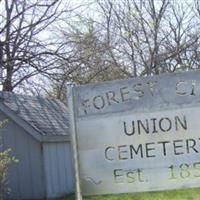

[3,66,13,91]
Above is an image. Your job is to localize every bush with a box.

[0,119,18,200]
[0,149,17,200]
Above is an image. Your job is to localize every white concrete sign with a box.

[69,71,200,197]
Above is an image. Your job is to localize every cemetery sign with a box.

[68,70,200,199]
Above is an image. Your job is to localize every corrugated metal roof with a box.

[0,92,70,136]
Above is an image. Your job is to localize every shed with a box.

[0,92,74,199]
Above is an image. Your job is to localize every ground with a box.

[63,188,200,200]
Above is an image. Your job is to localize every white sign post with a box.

[67,84,82,200]
[68,71,200,198]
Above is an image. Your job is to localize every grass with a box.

[63,188,200,200]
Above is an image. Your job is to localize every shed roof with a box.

[0,92,70,137]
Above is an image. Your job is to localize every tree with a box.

[0,0,69,92]
[95,0,200,76]
[5,0,197,98]
[47,16,129,100]
[46,0,200,100]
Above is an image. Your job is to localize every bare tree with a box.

[0,0,70,92]
[105,0,200,75]
[60,0,196,79]
[46,0,200,100]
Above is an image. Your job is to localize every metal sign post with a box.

[67,83,82,200]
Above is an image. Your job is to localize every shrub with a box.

[0,119,18,200]
[0,149,18,200]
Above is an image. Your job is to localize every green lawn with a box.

[63,188,200,200]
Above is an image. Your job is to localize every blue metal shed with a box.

[0,92,74,199]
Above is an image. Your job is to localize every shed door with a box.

[43,142,74,198]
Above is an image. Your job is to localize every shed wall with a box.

[0,112,45,200]
[43,142,74,198]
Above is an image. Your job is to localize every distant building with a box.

[0,92,74,199]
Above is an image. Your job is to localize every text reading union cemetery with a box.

[69,70,200,196]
